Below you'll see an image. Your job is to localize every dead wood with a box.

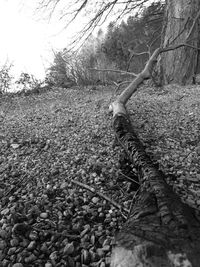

[111,112,200,267]
[109,18,200,265]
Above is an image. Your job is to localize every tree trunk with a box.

[111,113,200,267]
[160,0,200,85]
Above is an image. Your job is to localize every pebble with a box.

[0,230,8,239]
[103,238,111,246]
[60,182,68,189]
[13,264,24,267]
[10,238,19,247]
[0,240,7,250]
[8,247,17,255]
[49,251,58,261]
[102,245,110,252]
[2,259,9,267]
[96,248,104,258]
[11,143,20,149]
[29,231,38,240]
[1,208,9,216]
[45,263,53,267]
[24,254,37,263]
[40,212,48,219]
[63,242,74,255]
[105,256,111,265]
[196,199,200,205]
[92,197,99,204]
[27,241,36,251]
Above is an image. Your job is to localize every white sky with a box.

[0,0,87,80]
[0,0,146,82]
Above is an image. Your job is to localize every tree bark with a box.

[111,112,200,267]
[160,0,200,85]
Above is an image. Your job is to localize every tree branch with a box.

[89,68,138,77]
[110,42,200,111]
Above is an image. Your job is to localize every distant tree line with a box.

[0,2,164,94]
[46,2,164,87]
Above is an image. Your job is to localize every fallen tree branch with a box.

[111,111,200,266]
[109,43,200,109]
[110,24,200,266]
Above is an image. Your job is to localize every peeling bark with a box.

[111,112,200,267]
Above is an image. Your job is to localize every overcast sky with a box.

[0,0,142,82]
[0,0,89,80]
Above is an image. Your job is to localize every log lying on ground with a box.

[111,109,200,267]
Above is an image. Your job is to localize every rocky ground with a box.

[0,84,200,266]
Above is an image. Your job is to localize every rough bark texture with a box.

[160,0,200,85]
[111,113,200,267]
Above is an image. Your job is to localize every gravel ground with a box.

[0,84,200,266]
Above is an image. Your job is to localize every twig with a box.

[89,68,137,77]
[161,43,200,53]
[118,170,140,185]
[128,48,150,57]
[71,180,129,216]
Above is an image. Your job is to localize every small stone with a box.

[80,227,90,237]
[11,143,20,149]
[63,242,74,255]
[0,240,7,250]
[2,259,9,267]
[8,247,17,255]
[20,239,29,248]
[0,230,8,239]
[41,243,49,253]
[49,251,58,261]
[62,238,68,246]
[105,256,111,265]
[29,231,38,240]
[13,264,24,267]
[25,254,37,263]
[90,234,95,245]
[27,241,36,251]
[90,251,99,262]
[0,251,4,261]
[60,182,68,189]
[45,263,52,267]
[96,248,104,258]
[40,212,48,219]
[1,208,9,216]
[68,256,75,267]
[103,238,111,247]
[10,238,19,247]
[100,262,105,267]
[102,245,110,252]
[92,197,99,204]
